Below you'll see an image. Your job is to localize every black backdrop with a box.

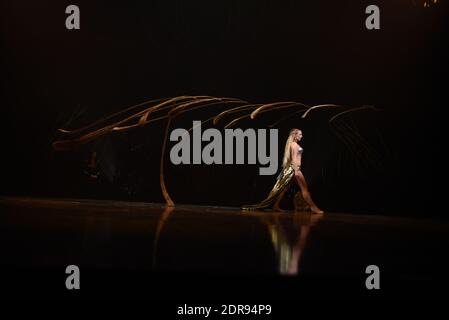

[2,0,448,217]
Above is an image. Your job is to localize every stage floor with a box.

[1,196,448,299]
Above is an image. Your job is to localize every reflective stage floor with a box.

[1,196,448,299]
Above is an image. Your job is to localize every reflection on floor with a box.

[1,196,448,299]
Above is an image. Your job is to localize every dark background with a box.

[2,0,448,217]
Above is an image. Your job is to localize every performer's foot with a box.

[311,206,324,214]
[273,205,285,212]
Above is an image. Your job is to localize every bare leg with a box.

[273,189,287,212]
[294,170,324,214]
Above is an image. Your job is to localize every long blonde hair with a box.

[282,129,300,168]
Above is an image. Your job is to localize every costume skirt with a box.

[242,164,308,211]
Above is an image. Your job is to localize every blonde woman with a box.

[242,129,323,214]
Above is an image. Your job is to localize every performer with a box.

[243,129,324,214]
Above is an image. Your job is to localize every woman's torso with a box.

[290,143,303,169]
